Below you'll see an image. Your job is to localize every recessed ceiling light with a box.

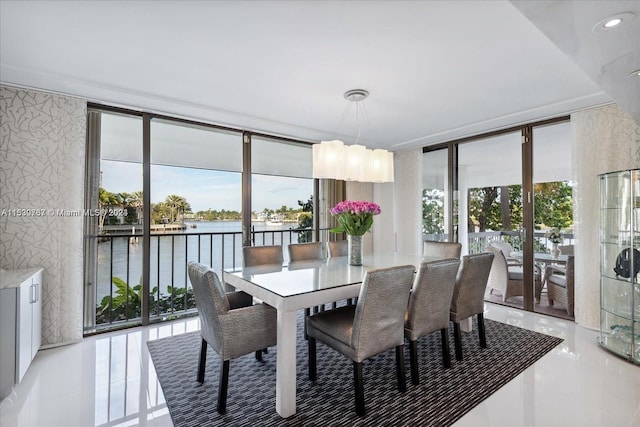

[604,18,623,28]
[592,12,635,32]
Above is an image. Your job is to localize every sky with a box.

[101,160,313,213]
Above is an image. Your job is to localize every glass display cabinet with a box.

[599,169,639,364]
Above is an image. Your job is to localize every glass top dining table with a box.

[223,252,437,418]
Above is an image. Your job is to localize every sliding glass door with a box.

[457,131,528,310]
[422,117,572,318]
[533,121,574,319]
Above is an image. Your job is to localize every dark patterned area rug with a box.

[147,315,562,427]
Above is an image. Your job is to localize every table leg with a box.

[460,316,473,332]
[276,309,297,417]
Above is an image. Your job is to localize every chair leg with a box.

[353,361,365,416]
[304,308,310,340]
[395,344,407,393]
[197,339,207,383]
[440,328,451,368]
[255,350,262,361]
[332,302,337,309]
[217,359,229,414]
[308,337,317,381]
[453,322,463,361]
[409,340,419,385]
[478,313,487,348]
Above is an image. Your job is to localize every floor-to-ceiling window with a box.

[422,116,573,319]
[250,136,314,261]
[84,107,315,333]
[532,121,574,319]
[421,148,450,244]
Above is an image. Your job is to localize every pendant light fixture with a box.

[312,89,394,183]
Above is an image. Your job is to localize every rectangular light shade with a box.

[312,140,346,180]
[312,140,394,183]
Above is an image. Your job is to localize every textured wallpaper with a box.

[0,86,86,346]
[392,148,423,255]
[572,104,640,329]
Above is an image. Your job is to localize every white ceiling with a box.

[1,1,637,151]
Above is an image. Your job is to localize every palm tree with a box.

[164,194,190,223]
[131,191,143,224]
[98,187,119,231]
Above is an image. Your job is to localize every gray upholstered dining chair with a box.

[326,239,356,307]
[243,244,284,267]
[404,258,460,385]
[327,240,348,257]
[187,261,277,414]
[288,242,326,333]
[423,241,462,259]
[307,265,415,416]
[545,255,575,317]
[288,242,323,262]
[449,252,494,361]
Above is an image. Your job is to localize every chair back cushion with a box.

[327,240,348,257]
[423,241,462,259]
[450,253,494,321]
[352,265,415,360]
[243,245,284,267]
[288,242,323,262]
[187,262,229,351]
[406,258,460,340]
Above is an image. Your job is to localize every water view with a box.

[96,221,306,305]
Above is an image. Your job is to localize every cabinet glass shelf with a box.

[599,169,639,365]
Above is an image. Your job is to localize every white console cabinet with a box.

[0,268,43,400]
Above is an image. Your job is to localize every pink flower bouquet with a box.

[329,200,381,236]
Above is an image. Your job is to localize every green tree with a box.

[422,189,445,234]
[164,194,190,223]
[98,187,119,230]
[534,182,573,229]
[296,195,313,243]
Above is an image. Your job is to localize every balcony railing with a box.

[88,226,331,332]
[424,230,574,254]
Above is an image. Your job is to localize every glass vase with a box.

[347,234,363,266]
[551,243,561,259]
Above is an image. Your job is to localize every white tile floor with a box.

[1,303,639,427]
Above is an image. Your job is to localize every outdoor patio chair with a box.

[488,241,521,265]
[485,245,542,302]
[545,255,575,317]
